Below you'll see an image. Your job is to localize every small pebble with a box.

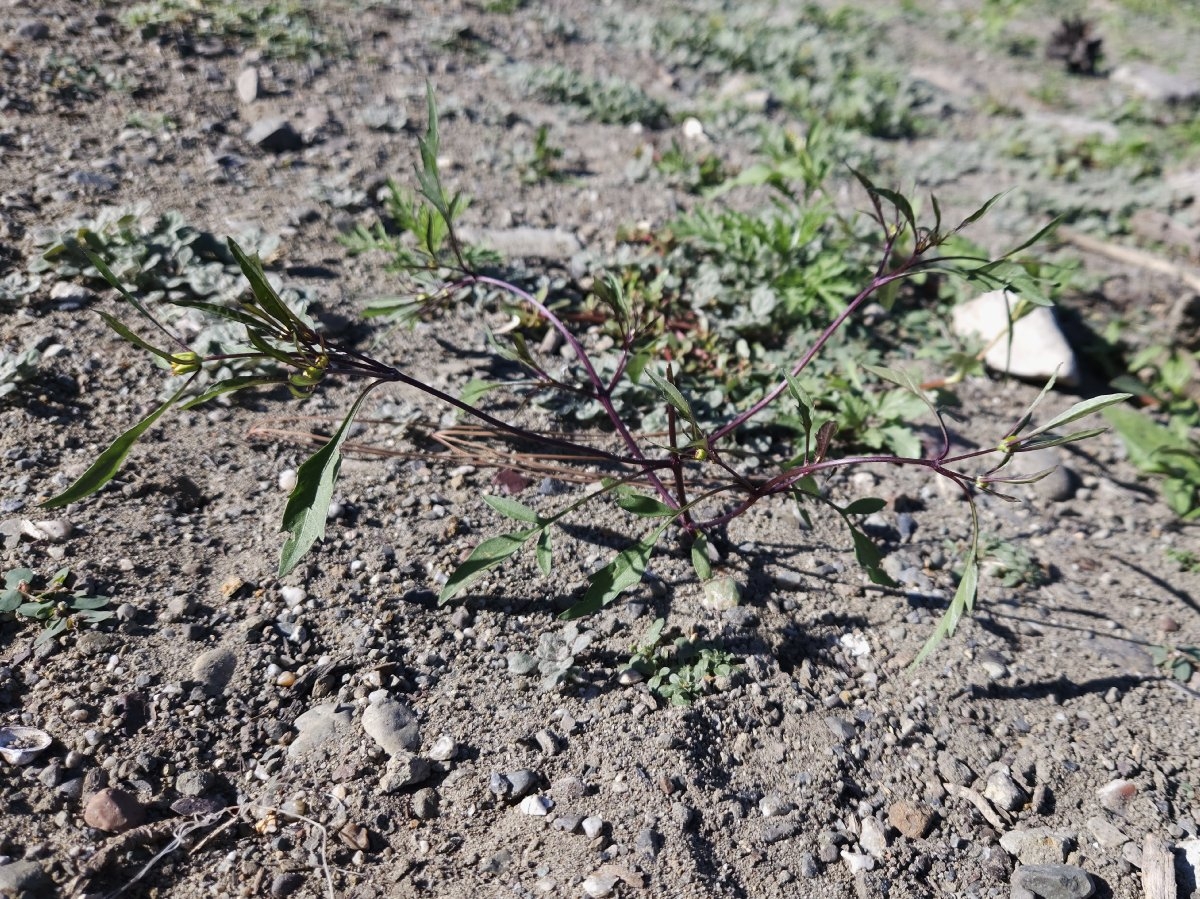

[83,788,145,833]
[518,795,553,816]
[278,469,298,492]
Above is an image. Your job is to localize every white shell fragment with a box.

[0,725,53,765]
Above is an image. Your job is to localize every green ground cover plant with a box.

[1,567,113,648]
[42,88,1129,661]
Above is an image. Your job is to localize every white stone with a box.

[841,850,875,873]
[581,816,605,839]
[518,795,553,816]
[278,469,298,492]
[860,816,889,857]
[681,116,706,140]
[581,874,619,898]
[951,290,1080,387]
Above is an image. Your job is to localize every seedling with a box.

[1,567,113,647]
[1150,644,1200,684]
[43,87,1129,661]
[627,617,740,706]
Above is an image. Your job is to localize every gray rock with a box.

[459,226,583,260]
[825,716,857,743]
[428,735,458,761]
[635,828,660,859]
[798,852,820,878]
[360,697,420,757]
[245,117,303,153]
[236,67,259,104]
[937,750,974,786]
[505,769,539,799]
[270,872,305,898]
[762,818,801,844]
[191,648,236,697]
[984,769,1029,812]
[860,816,889,857]
[759,793,792,818]
[1112,63,1200,104]
[951,290,1080,387]
[175,770,216,797]
[0,860,48,897]
[411,787,439,819]
[14,21,50,40]
[1010,863,1094,899]
[288,703,353,759]
[552,814,583,833]
[380,752,431,791]
[1083,816,1127,850]
[1000,828,1073,865]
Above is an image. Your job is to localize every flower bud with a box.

[169,351,202,376]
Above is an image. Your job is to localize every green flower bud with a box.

[169,351,202,376]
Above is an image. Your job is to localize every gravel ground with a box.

[1,2,1199,898]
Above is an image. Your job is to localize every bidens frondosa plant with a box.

[45,87,1129,661]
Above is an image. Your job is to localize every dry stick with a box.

[1141,834,1176,899]
[1058,225,1200,294]
[942,782,1011,831]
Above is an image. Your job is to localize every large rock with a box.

[951,290,1080,387]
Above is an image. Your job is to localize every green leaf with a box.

[954,192,1006,231]
[843,497,886,516]
[482,495,541,523]
[691,534,712,581]
[277,386,375,576]
[914,548,978,664]
[438,527,540,604]
[1173,660,1193,682]
[560,523,668,620]
[645,368,698,428]
[1015,427,1108,452]
[848,526,897,588]
[616,493,676,518]
[4,568,34,589]
[97,312,176,362]
[999,215,1063,260]
[71,596,110,611]
[536,529,553,576]
[170,298,279,331]
[0,589,22,612]
[785,373,813,439]
[228,239,300,332]
[860,363,937,418]
[813,420,838,463]
[871,186,916,236]
[76,610,115,624]
[42,379,195,509]
[179,376,282,410]
[1022,393,1133,441]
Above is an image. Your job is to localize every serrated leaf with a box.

[1022,393,1132,441]
[913,548,978,664]
[438,527,539,604]
[277,386,375,576]
[560,523,668,620]
[616,493,676,518]
[42,379,194,509]
[691,534,712,580]
[536,529,553,576]
[482,495,541,523]
[843,497,887,516]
